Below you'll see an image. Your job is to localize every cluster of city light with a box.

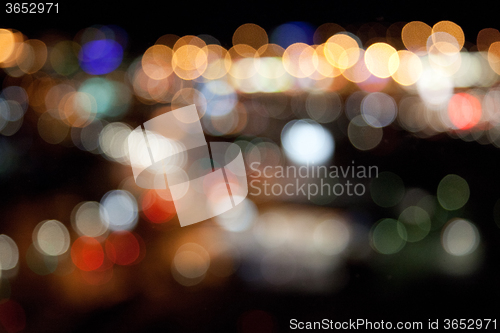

[0,21,500,161]
[369,172,481,275]
[0,20,496,308]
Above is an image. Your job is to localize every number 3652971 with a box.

[6,3,58,13]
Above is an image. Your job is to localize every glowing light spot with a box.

[391,50,422,85]
[79,39,123,75]
[33,220,70,256]
[99,122,132,164]
[72,201,109,237]
[398,206,431,242]
[78,77,130,119]
[305,91,342,123]
[0,29,15,63]
[364,43,399,78]
[142,44,174,80]
[233,23,268,50]
[201,80,237,117]
[172,43,207,80]
[370,219,406,254]
[347,115,383,151]
[342,49,371,83]
[0,235,18,271]
[313,219,350,255]
[416,67,454,108]
[215,198,257,232]
[324,33,360,69]
[477,28,500,53]
[50,41,80,76]
[270,22,314,49]
[447,92,482,130]
[281,119,334,164]
[282,43,316,78]
[105,231,142,265]
[58,91,97,128]
[16,39,47,74]
[172,243,210,286]
[442,219,479,256]
[437,174,470,211]
[71,236,104,271]
[361,92,397,128]
[141,189,176,224]
[202,44,231,80]
[432,21,464,50]
[402,21,432,55]
[488,41,500,75]
[100,190,138,231]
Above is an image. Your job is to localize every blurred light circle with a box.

[416,67,454,108]
[442,219,479,256]
[105,231,141,265]
[201,80,237,117]
[141,189,176,224]
[79,39,123,75]
[233,23,268,50]
[364,43,399,78]
[402,21,432,55]
[398,206,431,242]
[71,236,104,271]
[0,29,15,63]
[33,220,71,256]
[313,219,350,255]
[172,243,210,286]
[305,91,342,123]
[370,219,406,254]
[72,201,109,237]
[437,174,470,210]
[215,198,257,232]
[100,190,138,231]
[281,119,334,164]
[447,92,481,130]
[270,22,314,49]
[0,235,19,270]
[78,78,120,118]
[142,44,174,80]
[324,32,360,69]
[253,212,291,248]
[361,92,397,128]
[391,50,422,86]
[347,115,383,150]
[98,122,132,164]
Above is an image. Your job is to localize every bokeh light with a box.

[437,174,470,210]
[0,235,19,271]
[71,236,104,271]
[281,119,334,164]
[370,219,406,254]
[441,219,479,256]
[100,190,139,231]
[33,220,70,256]
[79,39,123,75]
